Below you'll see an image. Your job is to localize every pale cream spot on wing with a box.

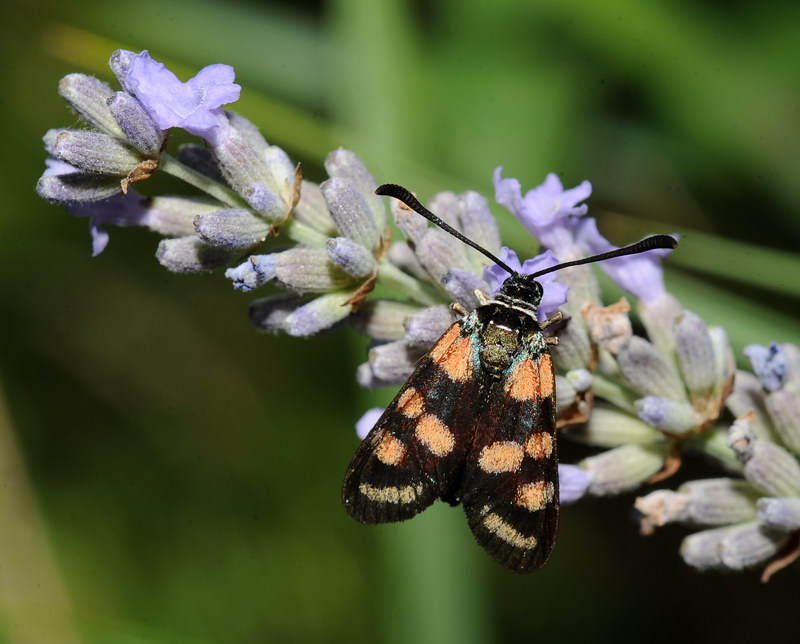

[439,335,474,382]
[478,441,524,474]
[429,324,461,362]
[415,414,455,456]
[482,513,538,550]
[397,387,424,418]
[516,481,555,512]
[539,353,554,398]
[524,432,554,460]
[505,359,539,401]
[359,482,423,504]
[375,433,406,466]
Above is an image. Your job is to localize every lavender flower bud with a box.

[225,254,275,291]
[53,130,142,176]
[356,408,384,440]
[757,497,800,531]
[744,343,786,392]
[558,464,593,504]
[108,92,164,156]
[709,326,734,394]
[212,121,271,195]
[580,444,667,496]
[674,310,716,396]
[295,180,336,236]
[283,290,356,337]
[726,371,775,441]
[387,242,428,281]
[427,192,461,229]
[394,199,428,244]
[729,421,800,497]
[243,183,283,222]
[156,235,241,272]
[459,191,501,257]
[177,144,226,184]
[566,368,592,393]
[616,336,688,402]
[249,293,309,333]
[555,376,577,415]
[226,111,269,156]
[637,292,682,358]
[326,237,377,278]
[680,525,738,570]
[58,73,124,137]
[359,340,424,388]
[145,196,219,237]
[269,247,350,292]
[194,209,270,248]
[765,388,800,454]
[635,396,700,433]
[321,178,381,251]
[717,522,787,571]
[37,172,121,204]
[635,490,690,534]
[441,269,492,310]
[352,300,420,341]
[109,49,136,85]
[263,146,296,197]
[570,405,662,447]
[550,321,592,371]
[324,149,385,231]
[415,228,472,284]
[405,306,454,348]
[677,478,759,525]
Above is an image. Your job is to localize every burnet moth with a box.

[342,183,677,573]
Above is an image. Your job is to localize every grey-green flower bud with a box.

[36,172,121,204]
[551,321,592,371]
[726,371,775,441]
[324,149,385,232]
[729,421,800,497]
[675,310,716,396]
[617,336,687,402]
[249,293,310,333]
[352,300,420,342]
[635,396,700,433]
[108,91,164,156]
[580,443,667,495]
[145,196,220,237]
[570,405,662,447]
[717,521,787,571]
[321,178,381,251]
[283,290,356,337]
[405,305,454,348]
[156,235,242,272]
[270,247,351,293]
[194,208,270,248]
[415,228,472,284]
[58,73,124,137]
[53,130,142,176]
[294,180,336,236]
[765,387,800,455]
[676,478,759,525]
[757,497,800,531]
[326,237,377,278]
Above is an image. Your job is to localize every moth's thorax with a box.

[495,274,544,317]
[476,303,544,377]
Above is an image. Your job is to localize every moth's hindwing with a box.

[342,318,481,524]
[459,348,559,573]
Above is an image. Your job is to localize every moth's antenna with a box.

[530,235,678,279]
[376,183,519,276]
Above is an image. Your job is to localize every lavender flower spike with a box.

[115,50,241,143]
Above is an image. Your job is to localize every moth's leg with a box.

[450,302,469,317]
[473,289,491,306]
[540,311,563,330]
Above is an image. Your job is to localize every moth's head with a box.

[497,273,544,307]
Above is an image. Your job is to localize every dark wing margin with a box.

[342,319,482,524]
[459,350,560,573]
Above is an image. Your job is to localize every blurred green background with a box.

[1,0,799,642]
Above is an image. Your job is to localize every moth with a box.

[342,183,676,573]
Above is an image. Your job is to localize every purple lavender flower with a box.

[116,50,241,143]
[493,168,591,255]
[744,343,786,392]
[483,248,569,321]
[356,408,384,440]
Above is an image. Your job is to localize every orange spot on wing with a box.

[505,359,539,401]
[397,387,424,418]
[478,441,524,473]
[415,414,455,456]
[539,353,554,398]
[439,335,474,382]
[376,433,406,466]
[525,432,554,460]
[516,481,555,512]
[429,324,461,362]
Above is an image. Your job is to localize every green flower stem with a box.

[283,219,330,247]
[159,153,247,208]
[378,260,441,307]
[592,373,638,413]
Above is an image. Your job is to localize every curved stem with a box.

[159,153,247,208]
[378,260,441,307]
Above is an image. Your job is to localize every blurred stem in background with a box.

[0,379,81,644]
